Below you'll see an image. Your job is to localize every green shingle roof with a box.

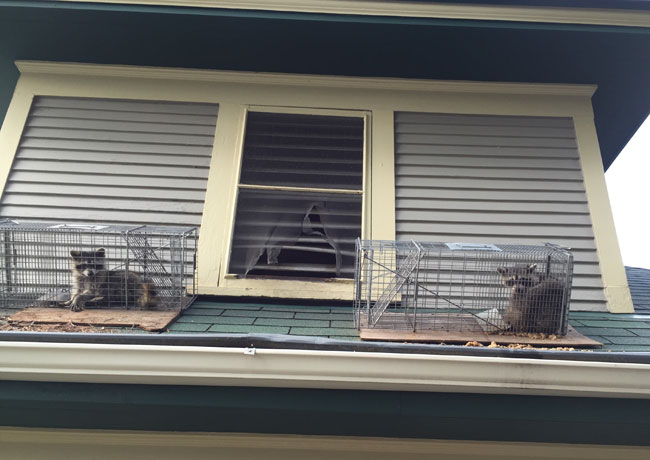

[167,300,359,340]
[626,266,650,313]
[165,299,650,352]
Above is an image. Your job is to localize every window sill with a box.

[201,278,355,300]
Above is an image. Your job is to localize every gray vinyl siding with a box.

[395,112,607,311]
[1,96,218,228]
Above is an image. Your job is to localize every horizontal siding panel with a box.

[570,287,608,301]
[2,195,205,213]
[396,153,581,169]
[9,171,207,189]
[0,205,201,226]
[397,165,582,181]
[33,96,220,116]
[396,144,580,159]
[395,112,573,128]
[395,177,585,191]
[395,133,577,148]
[19,138,213,156]
[2,183,214,201]
[397,210,592,225]
[396,187,588,202]
[28,117,217,136]
[30,107,218,125]
[18,149,212,165]
[396,199,590,213]
[395,123,575,138]
[12,159,210,179]
[395,112,606,311]
[397,222,595,238]
[22,127,215,146]
[2,96,217,229]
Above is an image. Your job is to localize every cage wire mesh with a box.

[354,239,574,336]
[0,220,197,311]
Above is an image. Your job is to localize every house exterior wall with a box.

[0,61,633,311]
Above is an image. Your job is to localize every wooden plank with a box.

[360,325,603,348]
[8,307,180,332]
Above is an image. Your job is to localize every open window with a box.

[227,110,366,280]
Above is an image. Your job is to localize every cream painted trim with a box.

[196,103,245,288]
[1,341,650,398]
[15,61,598,97]
[573,113,634,313]
[370,109,395,240]
[2,428,650,459]
[56,0,650,28]
[0,80,33,197]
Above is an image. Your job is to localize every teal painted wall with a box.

[1,380,650,445]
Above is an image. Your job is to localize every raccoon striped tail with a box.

[140,280,160,309]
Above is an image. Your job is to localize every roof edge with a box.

[50,0,650,28]
[2,341,650,399]
[15,60,599,97]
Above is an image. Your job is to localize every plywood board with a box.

[8,307,180,332]
[360,325,603,348]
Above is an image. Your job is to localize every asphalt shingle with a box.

[626,266,650,312]
[165,300,650,351]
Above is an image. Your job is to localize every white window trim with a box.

[0,60,631,312]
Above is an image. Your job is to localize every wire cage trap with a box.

[354,239,574,336]
[0,220,197,311]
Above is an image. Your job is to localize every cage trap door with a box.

[368,243,424,326]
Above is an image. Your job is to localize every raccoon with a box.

[64,248,159,312]
[496,263,566,334]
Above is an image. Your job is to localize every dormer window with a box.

[228,111,365,280]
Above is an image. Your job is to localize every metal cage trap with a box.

[0,220,197,311]
[354,239,574,336]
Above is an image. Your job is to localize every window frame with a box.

[221,105,371,287]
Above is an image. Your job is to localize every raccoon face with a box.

[496,264,538,292]
[70,248,106,277]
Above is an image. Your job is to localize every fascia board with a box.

[51,0,650,28]
[15,61,598,97]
